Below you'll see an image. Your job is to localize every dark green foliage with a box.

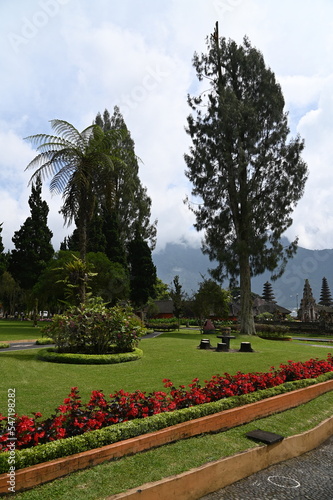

[95,107,157,250]
[192,278,231,328]
[145,319,179,331]
[153,278,170,300]
[128,233,157,308]
[170,275,185,325]
[255,323,290,338]
[64,208,128,268]
[184,25,308,334]
[87,251,129,304]
[0,224,7,277]
[0,271,22,315]
[33,251,130,311]
[9,176,54,290]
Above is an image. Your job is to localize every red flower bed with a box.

[1,354,332,452]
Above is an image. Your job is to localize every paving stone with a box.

[200,434,333,499]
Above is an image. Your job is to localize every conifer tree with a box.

[127,232,157,308]
[95,107,157,249]
[0,223,7,277]
[185,23,308,334]
[170,275,185,329]
[9,176,54,290]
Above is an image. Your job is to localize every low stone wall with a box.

[0,379,332,495]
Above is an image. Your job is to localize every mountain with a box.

[152,242,333,311]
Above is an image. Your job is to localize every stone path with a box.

[200,434,333,499]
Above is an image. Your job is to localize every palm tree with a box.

[25,119,128,303]
[25,119,127,259]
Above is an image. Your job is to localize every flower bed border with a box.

[36,347,143,364]
[1,378,332,495]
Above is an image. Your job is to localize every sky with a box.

[1,0,333,254]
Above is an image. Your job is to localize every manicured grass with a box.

[1,324,333,498]
[13,390,333,499]
[0,329,332,417]
[0,320,43,341]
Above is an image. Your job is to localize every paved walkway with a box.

[0,341,53,351]
[200,434,333,499]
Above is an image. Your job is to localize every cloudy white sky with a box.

[1,0,333,254]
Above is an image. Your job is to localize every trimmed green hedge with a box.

[36,348,143,364]
[255,323,290,335]
[35,338,54,345]
[0,343,9,349]
[258,334,292,340]
[1,371,332,474]
[145,319,178,331]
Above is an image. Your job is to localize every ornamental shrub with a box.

[41,299,146,355]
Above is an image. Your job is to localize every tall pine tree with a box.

[95,107,157,250]
[127,232,157,308]
[185,23,308,334]
[0,223,7,277]
[9,176,54,290]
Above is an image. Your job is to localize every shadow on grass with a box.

[0,350,41,362]
[0,320,39,328]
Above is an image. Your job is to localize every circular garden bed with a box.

[36,347,143,364]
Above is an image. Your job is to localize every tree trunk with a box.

[239,248,256,335]
[78,206,88,305]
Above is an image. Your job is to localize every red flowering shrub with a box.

[1,354,332,452]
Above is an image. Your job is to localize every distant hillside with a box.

[152,242,333,311]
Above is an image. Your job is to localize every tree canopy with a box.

[9,175,54,290]
[185,24,308,334]
[127,232,157,308]
[95,107,157,250]
[25,119,127,262]
[193,278,230,328]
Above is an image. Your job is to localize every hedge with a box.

[1,371,332,473]
[145,319,178,331]
[36,348,143,364]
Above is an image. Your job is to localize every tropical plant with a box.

[41,298,145,354]
[25,119,128,265]
[55,254,97,306]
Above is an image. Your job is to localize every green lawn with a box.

[13,391,333,499]
[1,322,333,499]
[0,325,332,417]
[0,320,44,341]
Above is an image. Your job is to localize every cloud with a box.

[1,0,333,256]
